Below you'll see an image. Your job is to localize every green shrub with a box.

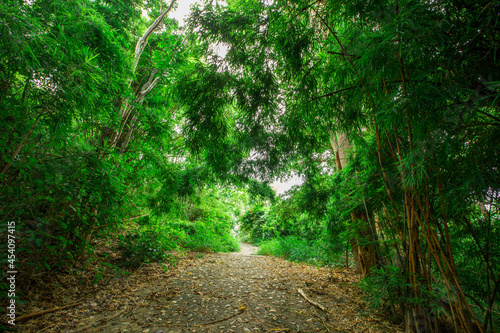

[174,219,239,252]
[117,227,178,268]
[256,238,281,256]
[257,236,338,266]
[239,206,277,243]
[360,265,435,323]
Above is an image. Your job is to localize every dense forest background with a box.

[1,0,499,332]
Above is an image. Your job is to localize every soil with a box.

[10,243,403,332]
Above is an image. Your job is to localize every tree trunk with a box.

[350,238,362,273]
[330,132,378,276]
[108,0,176,152]
[351,210,378,276]
[329,132,350,171]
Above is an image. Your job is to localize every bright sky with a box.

[169,0,202,26]
[271,175,304,196]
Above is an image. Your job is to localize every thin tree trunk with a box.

[350,238,362,274]
[109,0,176,150]
[351,210,378,276]
[330,132,378,276]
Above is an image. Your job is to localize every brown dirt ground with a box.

[9,243,403,333]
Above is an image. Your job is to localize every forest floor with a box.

[11,243,403,333]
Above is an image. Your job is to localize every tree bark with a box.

[350,237,362,274]
[351,210,378,276]
[109,0,176,151]
[330,132,378,276]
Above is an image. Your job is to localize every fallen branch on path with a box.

[298,288,328,312]
[14,302,82,323]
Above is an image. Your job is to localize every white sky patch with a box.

[272,175,304,196]
[209,42,229,58]
[169,0,202,26]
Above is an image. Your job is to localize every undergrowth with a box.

[173,219,240,253]
[117,215,239,268]
[257,236,343,267]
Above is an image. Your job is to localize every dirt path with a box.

[17,244,402,332]
[237,243,259,256]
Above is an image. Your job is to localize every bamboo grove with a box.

[181,0,500,332]
[0,0,197,283]
[1,0,499,332]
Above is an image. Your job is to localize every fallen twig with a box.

[298,288,328,312]
[14,302,82,323]
[194,307,247,327]
[162,307,247,328]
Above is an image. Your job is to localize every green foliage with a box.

[0,0,193,285]
[360,265,410,321]
[151,185,242,253]
[174,220,239,253]
[247,179,275,203]
[239,178,333,244]
[117,184,243,266]
[118,227,178,268]
[449,207,500,301]
[239,206,275,243]
[0,153,127,272]
[258,236,338,266]
[0,0,498,330]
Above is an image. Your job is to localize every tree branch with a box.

[132,0,177,72]
[327,51,359,59]
[312,86,360,101]
[298,288,328,312]
[111,0,177,149]
[477,109,500,123]
[312,80,405,101]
